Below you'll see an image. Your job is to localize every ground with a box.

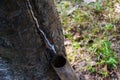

[56,0,120,80]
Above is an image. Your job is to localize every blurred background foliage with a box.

[56,0,120,79]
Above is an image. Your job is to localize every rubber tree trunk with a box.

[0,0,66,80]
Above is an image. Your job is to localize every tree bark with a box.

[0,0,65,80]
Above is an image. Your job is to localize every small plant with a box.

[95,1,103,13]
[64,33,73,40]
[90,0,103,13]
[75,0,82,3]
[72,41,81,49]
[88,66,96,74]
[88,40,118,77]
[99,41,118,67]
[99,68,109,77]
[105,23,115,31]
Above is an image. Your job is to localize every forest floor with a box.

[56,0,120,80]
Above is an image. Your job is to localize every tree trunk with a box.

[0,0,65,80]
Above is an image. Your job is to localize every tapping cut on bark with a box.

[26,0,56,54]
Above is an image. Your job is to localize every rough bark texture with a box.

[0,0,65,80]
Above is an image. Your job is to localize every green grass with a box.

[89,0,103,13]
[57,0,120,78]
[88,40,118,77]
[72,41,81,49]
[98,40,118,67]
